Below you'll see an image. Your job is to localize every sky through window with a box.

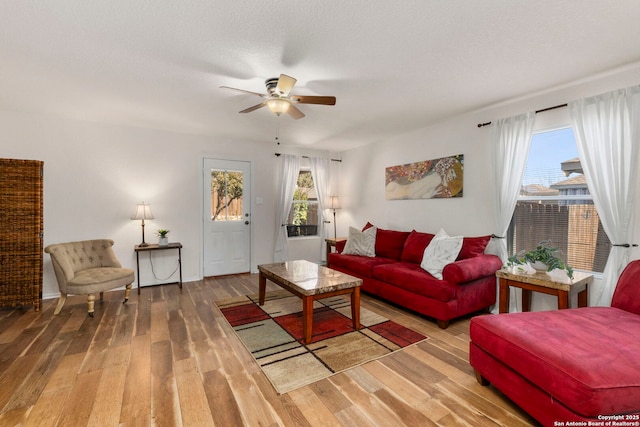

[523,127,579,187]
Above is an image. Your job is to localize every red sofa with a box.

[470,260,640,425]
[328,225,503,328]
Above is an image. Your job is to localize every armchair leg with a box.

[100,291,104,301]
[54,293,67,315]
[87,294,96,317]
[123,283,132,304]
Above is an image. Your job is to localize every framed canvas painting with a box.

[385,154,464,200]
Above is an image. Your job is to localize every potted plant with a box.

[507,240,574,279]
[157,229,170,246]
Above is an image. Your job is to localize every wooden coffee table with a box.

[258,260,362,344]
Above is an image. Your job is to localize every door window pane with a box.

[211,169,243,221]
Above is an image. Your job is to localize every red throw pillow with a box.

[375,228,411,260]
[400,230,436,264]
[457,235,491,260]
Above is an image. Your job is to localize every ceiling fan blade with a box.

[220,86,266,98]
[239,102,266,113]
[290,95,336,105]
[287,104,305,120]
[276,74,297,97]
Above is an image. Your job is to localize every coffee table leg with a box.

[351,287,360,330]
[303,296,313,344]
[258,272,266,306]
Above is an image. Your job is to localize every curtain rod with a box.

[477,103,568,128]
[274,153,342,162]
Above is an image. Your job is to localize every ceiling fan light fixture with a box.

[266,98,291,116]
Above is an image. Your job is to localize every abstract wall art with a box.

[385,154,464,200]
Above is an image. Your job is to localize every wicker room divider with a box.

[0,158,43,311]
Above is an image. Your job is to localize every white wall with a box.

[0,111,292,299]
[338,63,640,310]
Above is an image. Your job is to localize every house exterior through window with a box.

[508,127,611,273]
[287,170,319,237]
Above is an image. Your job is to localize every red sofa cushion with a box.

[372,262,456,302]
[375,228,410,261]
[400,230,436,263]
[328,253,395,277]
[457,235,491,260]
[470,308,640,417]
[611,260,640,315]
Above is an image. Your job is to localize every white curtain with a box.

[491,112,536,262]
[274,154,301,262]
[569,86,640,306]
[309,157,331,260]
[490,112,536,313]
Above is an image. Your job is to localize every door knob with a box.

[245,220,250,225]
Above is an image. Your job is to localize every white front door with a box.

[203,158,251,276]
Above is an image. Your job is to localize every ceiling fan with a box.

[220,74,336,120]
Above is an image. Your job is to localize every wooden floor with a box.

[0,274,539,426]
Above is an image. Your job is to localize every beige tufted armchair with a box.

[45,239,134,317]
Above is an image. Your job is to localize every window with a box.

[210,169,243,221]
[287,170,319,237]
[508,127,611,273]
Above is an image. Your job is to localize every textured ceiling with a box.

[2,1,640,152]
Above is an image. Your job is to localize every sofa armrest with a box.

[442,254,503,285]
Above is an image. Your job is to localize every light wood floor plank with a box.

[150,300,170,343]
[329,371,407,426]
[42,352,85,394]
[0,274,537,427]
[86,345,129,427]
[362,360,450,422]
[150,339,182,426]
[287,386,342,426]
[202,369,245,426]
[24,388,68,427]
[0,406,29,427]
[119,334,151,424]
[175,357,215,426]
[56,369,102,426]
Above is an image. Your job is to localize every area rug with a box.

[215,290,428,394]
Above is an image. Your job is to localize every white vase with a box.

[530,261,549,274]
[159,236,169,246]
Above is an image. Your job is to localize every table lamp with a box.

[131,202,154,247]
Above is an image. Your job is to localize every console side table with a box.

[496,269,593,313]
[325,237,347,267]
[134,242,183,294]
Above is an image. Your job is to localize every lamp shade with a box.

[329,195,341,210]
[131,202,154,220]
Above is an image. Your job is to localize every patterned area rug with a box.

[215,290,428,394]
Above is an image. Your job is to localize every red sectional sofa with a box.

[327,225,503,328]
[470,260,640,425]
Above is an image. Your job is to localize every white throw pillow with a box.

[342,226,377,257]
[420,228,463,279]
